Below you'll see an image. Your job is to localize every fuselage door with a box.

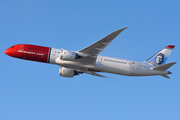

[52,49,57,55]
[137,63,141,69]
[129,61,136,75]
[98,56,103,63]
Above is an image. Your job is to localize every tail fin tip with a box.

[166,45,175,49]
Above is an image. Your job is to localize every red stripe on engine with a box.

[166,45,175,49]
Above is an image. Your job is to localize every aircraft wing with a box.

[75,69,106,77]
[78,27,128,58]
[85,71,106,78]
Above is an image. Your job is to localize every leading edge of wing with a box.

[78,27,128,56]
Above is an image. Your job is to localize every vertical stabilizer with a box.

[145,45,175,66]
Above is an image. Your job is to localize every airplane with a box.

[4,27,176,79]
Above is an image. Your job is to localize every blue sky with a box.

[1,0,180,120]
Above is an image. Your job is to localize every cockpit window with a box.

[11,46,14,48]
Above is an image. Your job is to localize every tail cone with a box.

[167,71,172,74]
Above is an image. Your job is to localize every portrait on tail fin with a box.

[155,53,164,65]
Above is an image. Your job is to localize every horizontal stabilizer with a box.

[161,74,170,79]
[151,62,176,71]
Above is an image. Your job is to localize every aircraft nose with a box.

[4,47,15,56]
[4,49,9,55]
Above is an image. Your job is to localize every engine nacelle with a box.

[59,67,79,77]
[60,49,81,61]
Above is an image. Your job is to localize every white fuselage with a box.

[49,48,167,77]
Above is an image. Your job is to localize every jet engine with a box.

[59,67,79,77]
[60,49,81,61]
